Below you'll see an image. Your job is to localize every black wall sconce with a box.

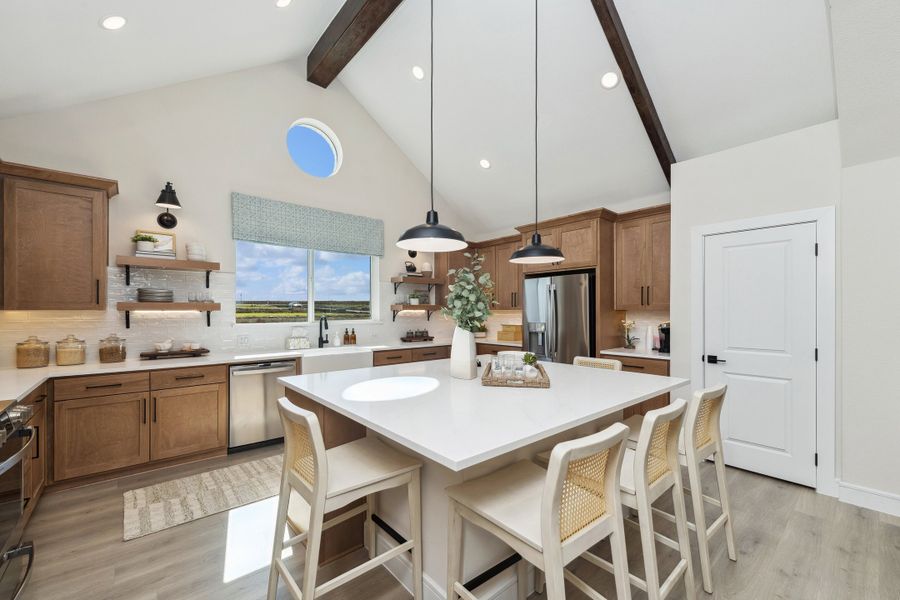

[155,181,181,229]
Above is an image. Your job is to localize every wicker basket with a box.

[481,363,550,388]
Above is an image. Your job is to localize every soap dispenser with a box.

[350,328,357,345]
[343,329,350,345]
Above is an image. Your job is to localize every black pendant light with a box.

[510,0,564,265]
[396,0,467,253]
[155,181,181,229]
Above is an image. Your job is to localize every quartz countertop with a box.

[475,338,522,348]
[0,340,451,410]
[279,358,687,471]
[599,347,671,361]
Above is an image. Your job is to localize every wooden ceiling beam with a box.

[588,0,675,182]
[307,0,405,88]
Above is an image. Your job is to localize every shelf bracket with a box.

[206,311,211,326]
[125,265,131,286]
[426,309,434,321]
[391,308,398,322]
[393,282,401,294]
[125,311,131,329]
[206,270,211,288]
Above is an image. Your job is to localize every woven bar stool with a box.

[446,424,633,600]
[573,356,623,371]
[590,399,695,600]
[623,385,736,593]
[267,397,423,600]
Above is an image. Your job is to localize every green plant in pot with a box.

[442,252,495,379]
[131,233,158,253]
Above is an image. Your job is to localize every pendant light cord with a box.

[430,0,435,212]
[533,0,539,229]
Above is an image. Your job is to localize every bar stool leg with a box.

[686,457,713,593]
[366,493,378,559]
[408,471,424,600]
[447,499,464,600]
[636,491,663,600]
[302,504,325,600]
[543,561,566,600]
[713,448,737,561]
[516,560,528,600]
[609,512,632,600]
[267,479,291,600]
[672,475,697,600]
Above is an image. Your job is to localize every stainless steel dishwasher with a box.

[229,361,296,451]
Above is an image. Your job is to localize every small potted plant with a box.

[442,252,496,379]
[523,352,539,379]
[132,233,158,252]
[622,319,639,349]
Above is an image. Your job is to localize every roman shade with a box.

[231,192,384,257]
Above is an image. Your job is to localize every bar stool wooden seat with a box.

[623,385,736,593]
[590,399,695,600]
[446,424,633,600]
[268,397,423,600]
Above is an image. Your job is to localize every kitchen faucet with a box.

[318,316,329,348]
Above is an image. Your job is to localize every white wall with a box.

[839,156,900,497]
[0,61,472,361]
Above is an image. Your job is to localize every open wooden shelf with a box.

[116,302,221,328]
[116,255,221,287]
[390,304,441,322]
[390,275,443,294]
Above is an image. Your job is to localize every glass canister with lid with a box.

[56,334,87,366]
[16,336,50,368]
[99,333,127,363]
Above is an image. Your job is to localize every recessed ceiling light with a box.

[275,0,292,7]
[100,15,127,30]
[600,71,620,89]
[479,159,491,169]
[411,66,425,80]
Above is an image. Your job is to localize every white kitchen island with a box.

[280,357,688,600]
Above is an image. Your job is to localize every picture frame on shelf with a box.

[136,230,175,253]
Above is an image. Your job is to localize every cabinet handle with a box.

[96,279,100,305]
[386,355,403,360]
[153,397,157,422]
[143,398,147,424]
[640,286,645,306]
[35,394,46,404]
[175,374,205,380]
[33,426,39,460]
[85,382,122,390]
[647,286,651,305]
[421,352,437,357]
[624,364,645,370]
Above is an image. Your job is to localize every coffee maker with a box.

[658,322,671,354]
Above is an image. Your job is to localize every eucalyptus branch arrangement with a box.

[442,252,496,332]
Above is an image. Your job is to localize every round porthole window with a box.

[286,118,343,178]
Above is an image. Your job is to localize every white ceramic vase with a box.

[136,240,155,252]
[450,326,477,380]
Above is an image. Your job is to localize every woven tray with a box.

[139,348,210,360]
[481,363,550,388]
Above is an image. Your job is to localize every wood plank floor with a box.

[21,446,900,599]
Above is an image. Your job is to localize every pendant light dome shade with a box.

[397,210,467,252]
[510,232,565,264]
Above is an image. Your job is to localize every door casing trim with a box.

[690,206,837,497]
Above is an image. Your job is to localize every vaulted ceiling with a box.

[0,0,838,240]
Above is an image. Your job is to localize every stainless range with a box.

[0,404,36,600]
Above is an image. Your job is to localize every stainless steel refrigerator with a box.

[523,271,595,363]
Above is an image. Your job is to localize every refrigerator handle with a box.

[548,284,559,361]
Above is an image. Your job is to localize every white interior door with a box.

[703,222,817,487]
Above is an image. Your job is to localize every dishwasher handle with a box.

[230,363,296,377]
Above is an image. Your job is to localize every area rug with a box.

[123,455,283,540]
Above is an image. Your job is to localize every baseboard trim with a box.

[372,529,533,600]
[837,480,900,518]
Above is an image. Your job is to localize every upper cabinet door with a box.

[558,220,598,269]
[493,242,522,309]
[615,219,648,310]
[645,214,670,310]
[2,177,108,309]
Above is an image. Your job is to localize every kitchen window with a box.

[236,240,376,323]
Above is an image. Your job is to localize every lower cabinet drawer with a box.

[54,372,149,401]
[373,350,412,366]
[150,365,227,390]
[599,354,669,377]
[411,346,449,361]
[54,392,150,481]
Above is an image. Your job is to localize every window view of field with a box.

[235,241,371,323]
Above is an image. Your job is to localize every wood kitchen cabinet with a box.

[150,383,227,461]
[0,161,117,310]
[491,241,523,309]
[599,353,670,418]
[615,206,670,311]
[22,385,48,509]
[54,392,151,481]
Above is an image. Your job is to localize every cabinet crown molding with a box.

[0,160,119,197]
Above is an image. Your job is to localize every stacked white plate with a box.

[137,288,174,302]
[186,243,207,261]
